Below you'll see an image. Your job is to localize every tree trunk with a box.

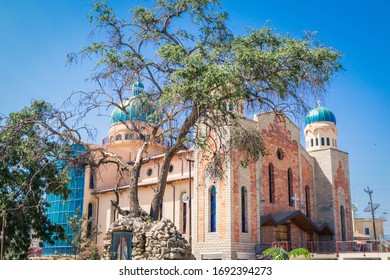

[149,106,201,220]
[128,142,149,218]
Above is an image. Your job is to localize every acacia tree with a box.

[68,0,342,220]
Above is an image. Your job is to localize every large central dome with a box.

[110,81,156,125]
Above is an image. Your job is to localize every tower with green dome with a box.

[106,79,166,157]
[304,101,338,152]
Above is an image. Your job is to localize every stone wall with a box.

[102,216,194,260]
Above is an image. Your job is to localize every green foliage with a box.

[230,126,266,167]
[288,247,312,260]
[69,0,343,219]
[0,101,74,259]
[262,247,311,260]
[64,208,101,260]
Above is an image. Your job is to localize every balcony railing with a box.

[256,240,387,255]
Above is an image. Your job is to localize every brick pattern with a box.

[301,156,315,218]
[333,160,353,241]
[190,112,353,259]
[260,115,300,215]
[249,159,257,243]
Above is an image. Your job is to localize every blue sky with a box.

[1,0,389,235]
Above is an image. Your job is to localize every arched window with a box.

[310,139,314,147]
[268,163,275,203]
[116,134,122,141]
[315,138,319,146]
[181,193,187,234]
[210,186,217,232]
[228,102,234,111]
[89,168,95,189]
[326,137,330,146]
[87,202,94,238]
[125,133,130,140]
[321,137,325,146]
[340,205,346,241]
[288,168,293,207]
[305,185,311,218]
[241,187,248,233]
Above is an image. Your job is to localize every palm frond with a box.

[262,247,289,260]
[288,248,311,259]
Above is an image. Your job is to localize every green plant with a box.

[262,247,311,260]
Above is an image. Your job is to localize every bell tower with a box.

[304,101,338,152]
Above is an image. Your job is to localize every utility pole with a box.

[364,187,377,240]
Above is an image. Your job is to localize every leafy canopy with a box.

[0,101,80,259]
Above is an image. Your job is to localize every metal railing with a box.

[256,240,388,255]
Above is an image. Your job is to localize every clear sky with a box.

[1,0,389,235]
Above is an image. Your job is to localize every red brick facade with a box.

[261,116,300,214]
[193,112,352,259]
[301,156,315,218]
[334,160,353,241]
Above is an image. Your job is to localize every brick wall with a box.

[259,114,300,214]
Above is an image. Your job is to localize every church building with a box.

[43,81,353,260]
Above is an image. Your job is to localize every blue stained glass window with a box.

[210,186,217,232]
[241,187,247,233]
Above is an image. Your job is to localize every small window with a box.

[321,138,325,146]
[277,148,284,160]
[89,169,95,189]
[169,165,174,173]
[268,163,275,203]
[287,168,293,207]
[116,134,122,141]
[87,203,94,238]
[310,139,314,147]
[156,137,161,144]
[228,102,234,111]
[241,187,248,233]
[316,138,318,146]
[210,186,217,232]
[147,168,153,176]
[365,228,370,235]
[326,137,330,146]
[125,134,130,140]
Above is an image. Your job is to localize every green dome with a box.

[305,106,336,125]
[110,81,156,125]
